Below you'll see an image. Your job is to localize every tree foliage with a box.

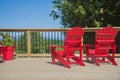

[50,0,120,28]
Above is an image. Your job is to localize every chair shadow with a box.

[46,62,66,68]
[83,59,112,65]
[47,60,87,68]
[0,60,4,64]
[83,59,95,65]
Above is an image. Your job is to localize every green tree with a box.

[50,0,120,28]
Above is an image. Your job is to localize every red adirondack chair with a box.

[85,26,118,66]
[49,26,85,68]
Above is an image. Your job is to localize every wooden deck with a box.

[0,58,120,80]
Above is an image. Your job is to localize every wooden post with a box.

[27,30,31,57]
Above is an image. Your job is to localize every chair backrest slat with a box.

[96,26,118,46]
[64,26,84,49]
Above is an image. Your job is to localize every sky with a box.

[0,0,61,28]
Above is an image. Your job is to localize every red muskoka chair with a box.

[85,26,118,66]
[49,26,85,68]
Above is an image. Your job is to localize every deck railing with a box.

[0,27,120,57]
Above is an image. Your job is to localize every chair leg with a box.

[51,52,56,64]
[86,56,89,62]
[80,55,85,66]
[107,55,118,66]
[80,50,85,66]
[95,57,100,66]
[102,57,105,61]
[85,46,90,61]
[90,55,100,66]
[86,51,90,62]
[56,56,71,68]
[79,59,85,66]
[72,56,85,66]
[52,57,56,64]
[66,57,70,64]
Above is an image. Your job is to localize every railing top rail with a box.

[0,27,120,32]
[0,28,69,32]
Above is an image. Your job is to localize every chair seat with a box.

[56,50,64,56]
[88,49,95,54]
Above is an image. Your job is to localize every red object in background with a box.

[0,46,3,57]
[1,46,14,61]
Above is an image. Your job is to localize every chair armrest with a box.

[49,45,64,50]
[49,45,57,48]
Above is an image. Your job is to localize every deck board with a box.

[0,58,120,80]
